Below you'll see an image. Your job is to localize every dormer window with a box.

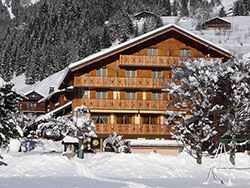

[147,48,158,56]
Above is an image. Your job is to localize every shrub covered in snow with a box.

[103,132,131,153]
[36,105,96,140]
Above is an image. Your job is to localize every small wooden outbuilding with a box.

[62,136,79,153]
[201,17,231,30]
[133,11,157,21]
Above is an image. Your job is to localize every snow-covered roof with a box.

[38,89,65,103]
[133,11,156,17]
[0,77,6,87]
[45,101,72,117]
[59,24,232,89]
[12,68,67,99]
[204,16,231,24]
[62,136,79,143]
[129,139,183,147]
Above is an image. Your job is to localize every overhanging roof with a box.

[58,24,232,89]
[204,16,231,24]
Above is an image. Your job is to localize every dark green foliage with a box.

[233,0,250,16]
[219,7,226,17]
[0,83,23,148]
[0,0,230,84]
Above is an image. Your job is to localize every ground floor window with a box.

[141,115,158,124]
[116,114,132,124]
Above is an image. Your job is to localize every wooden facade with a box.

[43,89,74,116]
[18,91,46,115]
[201,17,231,30]
[59,24,232,142]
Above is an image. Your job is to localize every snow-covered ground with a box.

[1,139,250,188]
[178,16,250,57]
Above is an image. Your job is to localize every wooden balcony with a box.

[119,55,217,67]
[74,76,172,89]
[74,99,183,111]
[120,55,183,67]
[95,123,173,136]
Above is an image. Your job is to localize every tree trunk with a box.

[230,140,236,166]
[196,148,202,165]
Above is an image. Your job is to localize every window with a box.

[102,91,107,99]
[96,69,101,77]
[26,103,40,108]
[126,70,136,77]
[96,91,106,99]
[126,70,130,77]
[147,48,158,56]
[141,115,158,124]
[126,92,136,100]
[102,68,107,77]
[152,71,162,78]
[116,114,132,124]
[92,115,108,124]
[180,49,190,57]
[131,70,136,77]
[97,91,101,99]
[158,93,162,101]
[152,93,162,100]
[96,68,107,77]
[126,92,130,100]
[132,92,136,100]
[152,93,157,100]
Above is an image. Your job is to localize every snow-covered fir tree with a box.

[0,83,23,151]
[165,59,222,164]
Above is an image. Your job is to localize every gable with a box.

[59,24,232,89]
[205,17,231,25]
[26,91,44,100]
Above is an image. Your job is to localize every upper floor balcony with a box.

[95,123,173,136]
[74,98,183,111]
[74,76,172,89]
[119,55,217,67]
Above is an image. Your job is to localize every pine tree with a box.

[219,7,226,17]
[162,0,171,16]
[0,84,23,150]
[172,0,178,16]
[179,0,189,17]
[101,25,112,49]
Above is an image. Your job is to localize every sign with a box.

[91,138,101,149]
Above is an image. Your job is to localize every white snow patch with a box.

[1,0,15,19]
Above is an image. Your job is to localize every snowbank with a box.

[1,139,250,188]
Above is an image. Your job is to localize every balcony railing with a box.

[74,99,183,111]
[74,76,172,89]
[95,123,173,136]
[120,55,217,67]
[120,55,184,67]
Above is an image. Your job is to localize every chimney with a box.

[49,87,55,94]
